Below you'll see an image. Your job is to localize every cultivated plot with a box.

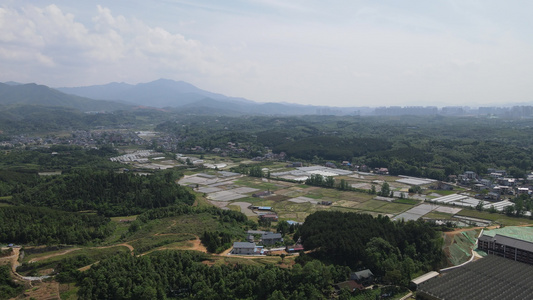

[394,203,440,221]
[289,196,318,204]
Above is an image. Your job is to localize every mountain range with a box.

[57,78,342,115]
[2,79,360,116]
[0,82,130,112]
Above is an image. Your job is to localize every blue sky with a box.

[1,0,532,107]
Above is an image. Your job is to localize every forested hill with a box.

[298,211,444,285]
[0,82,130,111]
[76,251,349,299]
[11,169,195,216]
[156,115,533,180]
[0,206,113,245]
[0,105,143,133]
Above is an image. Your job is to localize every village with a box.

[3,129,533,299]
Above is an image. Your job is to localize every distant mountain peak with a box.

[0,82,131,111]
[3,81,24,86]
[54,79,327,115]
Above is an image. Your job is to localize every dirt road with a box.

[29,247,82,263]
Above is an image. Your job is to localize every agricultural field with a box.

[456,209,533,226]
[178,168,446,222]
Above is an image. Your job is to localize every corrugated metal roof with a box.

[233,242,256,248]
[482,226,533,243]
[411,271,440,285]
[492,234,533,252]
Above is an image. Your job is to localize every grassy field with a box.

[129,234,195,254]
[19,246,130,276]
[424,211,455,220]
[274,201,327,221]
[233,178,286,191]
[59,285,79,300]
[355,199,413,215]
[456,209,533,226]
[21,246,130,265]
[106,215,138,244]
[124,213,246,254]
[393,198,420,205]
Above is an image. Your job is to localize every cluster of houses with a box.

[0,129,187,152]
[231,232,305,256]
[190,142,283,159]
[231,230,284,255]
[456,169,532,200]
[250,206,280,222]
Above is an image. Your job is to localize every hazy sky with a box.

[1,1,532,107]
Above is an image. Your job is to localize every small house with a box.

[286,244,304,253]
[232,242,263,255]
[350,269,374,286]
[252,191,273,198]
[257,206,272,211]
[261,232,283,245]
[259,214,278,221]
[376,168,389,175]
[325,162,336,168]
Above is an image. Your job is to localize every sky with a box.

[1,0,532,107]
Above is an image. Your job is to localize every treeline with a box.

[298,211,444,285]
[0,206,113,245]
[0,169,39,197]
[201,231,233,253]
[0,104,140,134]
[158,115,533,180]
[305,174,373,194]
[274,136,391,161]
[0,145,120,173]
[76,251,350,299]
[0,265,23,300]
[12,169,195,216]
[135,205,249,224]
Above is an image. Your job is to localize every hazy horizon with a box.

[1,1,532,107]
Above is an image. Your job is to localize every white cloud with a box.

[1,1,532,107]
[0,4,237,86]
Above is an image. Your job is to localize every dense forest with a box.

[0,206,113,245]
[156,115,533,180]
[297,211,444,285]
[11,169,195,216]
[76,251,350,300]
[0,265,23,300]
[0,104,140,134]
[3,111,533,180]
[0,145,120,171]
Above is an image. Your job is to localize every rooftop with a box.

[417,255,533,300]
[233,242,256,249]
[262,232,282,239]
[481,226,533,243]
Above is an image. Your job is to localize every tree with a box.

[476,200,484,211]
[380,182,390,197]
[249,166,264,178]
[504,205,515,217]
[276,221,290,235]
[325,176,335,188]
[337,179,350,191]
